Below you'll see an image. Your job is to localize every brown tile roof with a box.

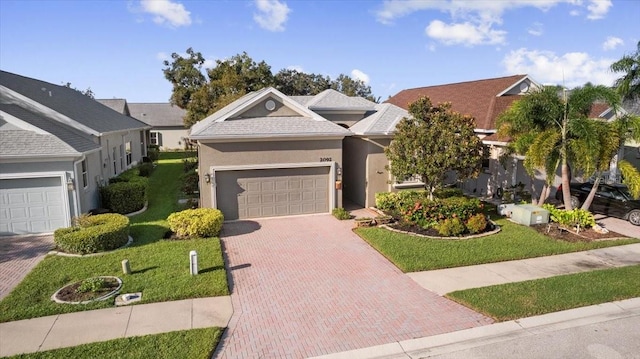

[589,102,610,118]
[385,75,528,131]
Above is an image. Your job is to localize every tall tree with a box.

[385,97,483,200]
[274,69,331,95]
[331,74,377,102]
[162,48,206,110]
[611,41,640,100]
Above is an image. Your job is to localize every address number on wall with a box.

[320,157,333,162]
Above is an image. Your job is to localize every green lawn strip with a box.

[0,153,229,323]
[354,219,639,272]
[8,327,222,359]
[446,265,640,322]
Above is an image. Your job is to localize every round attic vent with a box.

[265,100,276,111]
[519,82,529,93]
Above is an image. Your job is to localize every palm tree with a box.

[611,41,640,100]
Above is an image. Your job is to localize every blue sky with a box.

[1,0,638,102]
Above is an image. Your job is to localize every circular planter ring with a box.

[51,276,123,305]
[379,220,501,240]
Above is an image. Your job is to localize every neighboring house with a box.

[621,99,640,171]
[0,70,150,235]
[386,75,543,198]
[127,103,188,150]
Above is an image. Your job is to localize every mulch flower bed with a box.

[389,221,498,238]
[530,223,627,242]
[54,277,121,303]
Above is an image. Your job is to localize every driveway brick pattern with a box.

[0,235,53,300]
[215,215,492,358]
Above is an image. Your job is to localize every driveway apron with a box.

[0,235,54,300]
[215,215,492,358]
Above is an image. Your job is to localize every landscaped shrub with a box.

[147,145,159,162]
[100,180,148,214]
[183,158,198,173]
[54,213,129,254]
[437,217,466,236]
[542,204,596,232]
[332,207,351,220]
[181,170,199,195]
[375,190,427,213]
[138,162,154,177]
[404,196,483,228]
[167,208,224,238]
[108,177,129,184]
[466,213,488,234]
[434,187,464,199]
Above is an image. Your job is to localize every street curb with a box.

[308,298,640,359]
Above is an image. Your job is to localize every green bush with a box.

[466,213,488,234]
[542,204,596,230]
[167,208,224,238]
[183,158,198,173]
[181,170,199,195]
[76,277,106,293]
[375,190,427,213]
[100,180,148,214]
[437,217,466,236]
[147,145,159,162]
[54,213,129,254]
[405,196,483,229]
[138,162,154,177]
[332,207,351,220]
[434,187,464,198]
[108,177,129,184]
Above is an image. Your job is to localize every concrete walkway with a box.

[408,243,640,295]
[0,296,232,357]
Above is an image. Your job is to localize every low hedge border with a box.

[49,235,133,257]
[54,214,130,255]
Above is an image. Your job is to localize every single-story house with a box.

[0,70,150,235]
[127,103,188,150]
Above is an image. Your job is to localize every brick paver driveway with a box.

[215,215,492,358]
[0,235,53,300]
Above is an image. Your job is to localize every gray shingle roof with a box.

[0,129,80,157]
[0,71,149,134]
[127,103,187,127]
[0,104,100,154]
[305,89,376,110]
[190,116,351,139]
[96,99,129,115]
[349,103,409,135]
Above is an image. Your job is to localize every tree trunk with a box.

[560,113,573,210]
[537,184,549,206]
[581,176,601,211]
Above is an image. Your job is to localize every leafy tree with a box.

[163,49,378,127]
[610,41,640,100]
[274,69,331,95]
[385,97,483,200]
[63,82,94,98]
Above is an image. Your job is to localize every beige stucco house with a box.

[128,103,188,150]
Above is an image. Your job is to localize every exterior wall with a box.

[75,151,103,213]
[151,127,189,150]
[98,130,145,181]
[317,113,366,127]
[198,139,343,209]
[365,138,392,208]
[235,97,300,118]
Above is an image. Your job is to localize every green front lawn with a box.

[355,218,639,272]
[8,327,222,359]
[447,265,640,321]
[0,153,229,323]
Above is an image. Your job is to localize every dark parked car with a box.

[555,182,640,225]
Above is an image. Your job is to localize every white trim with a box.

[195,135,348,143]
[495,75,542,97]
[0,171,72,228]
[208,161,336,216]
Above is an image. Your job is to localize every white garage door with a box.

[216,167,329,220]
[0,177,68,235]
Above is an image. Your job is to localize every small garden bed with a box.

[388,220,499,238]
[52,276,122,304]
[530,223,626,242]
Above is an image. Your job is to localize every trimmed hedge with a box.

[167,208,224,239]
[54,214,129,254]
[100,180,148,214]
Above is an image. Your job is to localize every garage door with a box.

[0,177,68,235]
[216,167,329,220]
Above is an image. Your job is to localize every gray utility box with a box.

[511,204,549,226]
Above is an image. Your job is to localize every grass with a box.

[8,327,222,359]
[354,217,639,272]
[0,153,229,323]
[447,265,640,321]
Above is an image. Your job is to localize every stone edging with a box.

[49,235,134,257]
[51,276,122,305]
[379,221,501,240]
[125,202,148,217]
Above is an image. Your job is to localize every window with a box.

[150,131,162,146]
[81,159,88,188]
[126,141,132,166]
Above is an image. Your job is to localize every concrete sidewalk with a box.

[310,298,640,359]
[0,296,232,357]
[409,243,640,295]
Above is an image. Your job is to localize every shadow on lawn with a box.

[128,224,171,246]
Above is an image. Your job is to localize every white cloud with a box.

[602,36,624,51]
[140,0,191,27]
[286,65,305,72]
[502,48,617,88]
[253,0,291,32]
[528,22,543,36]
[351,69,370,84]
[586,0,612,19]
[426,20,506,46]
